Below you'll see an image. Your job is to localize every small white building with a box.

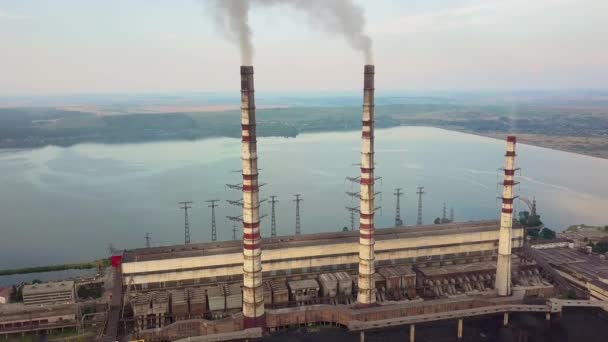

[0,287,10,304]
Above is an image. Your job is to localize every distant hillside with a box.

[1,102,608,158]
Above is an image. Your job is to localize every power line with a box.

[394,188,404,226]
[179,201,193,245]
[442,202,447,222]
[206,199,220,242]
[416,187,425,226]
[293,194,303,235]
[269,196,278,237]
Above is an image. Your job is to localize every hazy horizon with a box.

[1,0,607,95]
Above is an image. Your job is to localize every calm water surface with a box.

[1,127,608,270]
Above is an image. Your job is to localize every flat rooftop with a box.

[23,281,74,296]
[0,303,76,319]
[124,220,511,263]
[534,247,608,281]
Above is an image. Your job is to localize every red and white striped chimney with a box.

[240,66,265,327]
[496,135,517,296]
[357,65,377,306]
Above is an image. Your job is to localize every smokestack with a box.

[240,65,265,327]
[357,65,377,306]
[496,136,517,296]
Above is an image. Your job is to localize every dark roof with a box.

[123,220,509,263]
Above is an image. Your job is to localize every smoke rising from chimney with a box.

[256,0,373,64]
[209,0,254,65]
[209,0,373,64]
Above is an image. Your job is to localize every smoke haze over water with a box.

[209,0,373,65]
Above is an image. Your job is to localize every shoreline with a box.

[2,124,606,161]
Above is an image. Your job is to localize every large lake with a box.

[1,126,608,270]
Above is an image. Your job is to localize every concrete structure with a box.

[22,281,74,306]
[225,283,243,312]
[532,246,608,299]
[188,287,206,317]
[207,285,226,315]
[240,65,265,328]
[170,288,188,320]
[559,225,608,248]
[287,279,319,305]
[529,238,572,250]
[318,273,338,298]
[121,220,524,290]
[0,287,10,304]
[358,64,377,306]
[496,136,517,296]
[418,262,496,297]
[334,271,353,297]
[138,292,576,342]
[268,280,289,308]
[0,303,77,337]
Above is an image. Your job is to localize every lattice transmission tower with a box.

[179,201,193,244]
[206,199,220,242]
[394,188,404,226]
[416,187,425,226]
[269,195,278,237]
[293,194,303,235]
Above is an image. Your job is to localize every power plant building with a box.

[121,221,523,290]
[22,281,74,306]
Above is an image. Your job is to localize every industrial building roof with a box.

[23,281,74,296]
[535,247,608,281]
[416,261,497,277]
[123,220,507,263]
[0,303,76,321]
[288,279,320,291]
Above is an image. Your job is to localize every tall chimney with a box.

[240,65,265,327]
[495,136,517,296]
[357,65,377,306]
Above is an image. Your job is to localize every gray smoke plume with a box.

[256,0,373,64]
[209,0,373,64]
[208,0,254,65]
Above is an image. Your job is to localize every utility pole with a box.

[293,194,303,235]
[179,201,193,244]
[145,233,151,248]
[450,206,454,222]
[394,188,404,226]
[346,206,359,231]
[206,199,220,242]
[416,187,425,226]
[442,202,447,223]
[269,196,278,237]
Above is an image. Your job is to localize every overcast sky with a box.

[1,0,607,95]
